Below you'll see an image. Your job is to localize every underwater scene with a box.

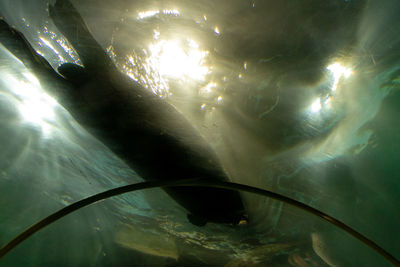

[0,0,399,266]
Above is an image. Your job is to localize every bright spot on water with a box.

[153,30,160,40]
[200,82,217,95]
[327,63,352,78]
[205,82,216,92]
[162,9,180,16]
[327,62,353,91]
[214,27,220,35]
[217,96,223,103]
[307,63,352,113]
[137,10,160,20]
[6,72,57,136]
[147,39,209,81]
[310,98,322,113]
[137,9,179,20]
[323,95,332,107]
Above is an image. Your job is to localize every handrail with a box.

[0,178,398,266]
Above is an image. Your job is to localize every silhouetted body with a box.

[0,0,246,226]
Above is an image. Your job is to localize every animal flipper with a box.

[49,0,113,71]
[58,62,87,84]
[0,19,60,81]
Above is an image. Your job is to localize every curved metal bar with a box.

[0,178,399,266]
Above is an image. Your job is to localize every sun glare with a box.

[5,72,57,136]
[310,98,322,113]
[327,63,353,91]
[147,39,209,81]
[308,63,353,114]
[137,9,180,20]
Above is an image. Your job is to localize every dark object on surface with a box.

[0,0,246,226]
[0,179,398,266]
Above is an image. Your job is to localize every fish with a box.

[0,0,246,226]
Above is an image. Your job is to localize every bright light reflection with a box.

[6,72,57,136]
[310,98,322,113]
[39,37,65,62]
[162,9,180,16]
[308,63,353,113]
[327,63,353,91]
[137,10,159,20]
[147,39,209,81]
[137,9,180,20]
[200,82,217,95]
[153,30,160,40]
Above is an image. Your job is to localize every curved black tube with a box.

[0,178,399,266]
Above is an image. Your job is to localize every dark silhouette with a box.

[0,0,246,226]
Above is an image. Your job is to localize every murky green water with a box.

[0,0,399,266]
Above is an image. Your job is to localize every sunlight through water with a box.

[4,71,57,137]
[147,39,209,81]
[308,62,353,114]
[326,62,353,91]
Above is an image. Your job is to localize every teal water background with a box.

[0,0,399,266]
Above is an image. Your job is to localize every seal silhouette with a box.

[43,0,246,226]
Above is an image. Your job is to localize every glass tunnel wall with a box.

[0,0,399,266]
